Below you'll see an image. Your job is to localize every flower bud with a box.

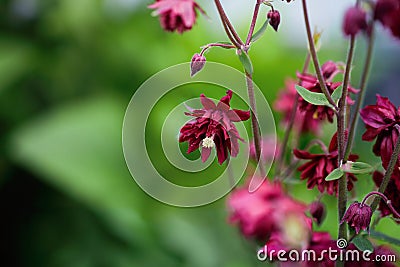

[342,7,368,37]
[340,201,372,234]
[309,201,326,226]
[190,53,206,77]
[267,10,281,32]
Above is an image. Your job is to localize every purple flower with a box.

[267,10,281,32]
[360,94,400,173]
[309,201,326,226]
[274,79,321,134]
[297,61,358,123]
[342,6,368,37]
[179,90,250,164]
[294,133,359,195]
[228,179,311,243]
[249,135,279,164]
[341,201,372,234]
[374,0,400,40]
[149,0,203,33]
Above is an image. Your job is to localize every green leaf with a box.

[352,236,374,252]
[325,168,344,181]
[251,19,270,42]
[238,50,253,75]
[331,85,343,104]
[295,85,333,107]
[341,161,374,174]
[370,230,400,247]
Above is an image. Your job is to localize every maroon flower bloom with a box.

[341,201,373,234]
[373,171,400,222]
[149,0,203,33]
[297,61,358,123]
[309,201,326,226]
[228,179,310,242]
[267,10,281,32]
[294,133,359,195]
[179,90,250,165]
[360,95,400,172]
[374,0,400,39]
[342,6,368,37]
[274,79,321,134]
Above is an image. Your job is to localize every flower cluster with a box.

[294,133,359,195]
[179,90,250,164]
[228,179,312,247]
[297,61,358,123]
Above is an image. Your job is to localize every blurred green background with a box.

[1,0,399,266]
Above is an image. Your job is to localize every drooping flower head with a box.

[297,61,358,123]
[294,132,359,195]
[274,79,322,134]
[149,0,204,33]
[342,6,368,37]
[309,201,327,226]
[228,179,311,243]
[374,0,400,40]
[341,201,373,234]
[373,171,400,222]
[179,90,250,165]
[360,95,400,172]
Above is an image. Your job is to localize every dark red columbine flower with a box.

[342,6,368,37]
[294,133,359,195]
[228,179,310,243]
[179,90,250,165]
[267,10,281,32]
[274,79,321,134]
[309,201,326,226]
[149,0,203,33]
[341,201,373,234]
[373,171,400,222]
[374,0,400,40]
[297,61,359,123]
[360,95,400,172]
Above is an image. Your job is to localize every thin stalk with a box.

[214,0,244,47]
[301,0,338,110]
[337,36,356,245]
[345,25,375,159]
[245,0,261,45]
[200,43,236,56]
[370,127,400,211]
[246,71,266,177]
[362,191,400,218]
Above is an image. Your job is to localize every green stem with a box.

[344,24,375,159]
[246,71,266,177]
[301,0,338,110]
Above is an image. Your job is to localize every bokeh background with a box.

[1,0,400,266]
